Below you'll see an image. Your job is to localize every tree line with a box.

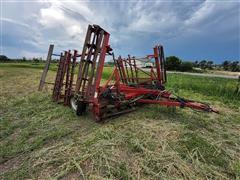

[165,56,239,72]
[1,55,239,72]
[0,55,59,63]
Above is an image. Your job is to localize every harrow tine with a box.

[64,50,72,106]
[132,56,139,85]
[128,55,135,83]
[124,58,130,83]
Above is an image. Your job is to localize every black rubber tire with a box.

[76,101,87,116]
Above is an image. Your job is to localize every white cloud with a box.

[1,17,30,28]
[39,4,66,28]
[2,0,239,61]
[184,1,236,27]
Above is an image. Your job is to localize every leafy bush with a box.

[179,61,193,72]
[0,55,9,62]
[222,60,240,72]
[165,56,181,70]
[165,56,194,72]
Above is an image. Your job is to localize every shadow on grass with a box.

[140,105,214,131]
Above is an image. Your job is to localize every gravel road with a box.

[167,71,239,79]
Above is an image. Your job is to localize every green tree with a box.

[199,60,207,69]
[206,61,214,69]
[22,57,27,61]
[0,55,9,62]
[165,56,181,70]
[33,57,40,63]
[193,60,199,67]
[179,61,193,72]
[222,60,231,71]
[229,61,239,72]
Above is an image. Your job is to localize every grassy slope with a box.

[0,64,240,179]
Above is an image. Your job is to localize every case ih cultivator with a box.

[39,25,218,121]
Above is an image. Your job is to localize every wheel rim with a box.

[70,97,78,112]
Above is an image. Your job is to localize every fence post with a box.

[38,44,54,91]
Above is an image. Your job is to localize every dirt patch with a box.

[0,154,26,174]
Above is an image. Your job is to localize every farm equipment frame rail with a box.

[39,24,218,121]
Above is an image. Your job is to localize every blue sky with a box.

[1,0,240,63]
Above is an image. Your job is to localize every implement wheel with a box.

[76,101,87,116]
[70,97,87,116]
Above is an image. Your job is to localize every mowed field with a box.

[0,63,240,179]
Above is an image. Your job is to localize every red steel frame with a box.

[86,43,218,121]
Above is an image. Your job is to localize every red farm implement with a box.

[39,24,218,121]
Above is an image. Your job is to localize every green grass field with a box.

[0,63,240,179]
